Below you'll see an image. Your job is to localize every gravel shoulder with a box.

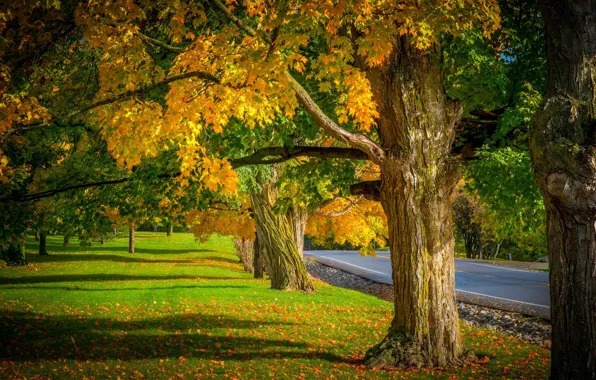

[305,259,551,347]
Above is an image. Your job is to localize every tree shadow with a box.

[0,274,247,285]
[0,311,347,364]
[25,241,219,255]
[25,253,239,266]
[0,284,249,292]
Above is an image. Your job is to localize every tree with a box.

[1,0,500,367]
[529,1,596,378]
[189,206,256,274]
[452,194,482,259]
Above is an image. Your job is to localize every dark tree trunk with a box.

[287,206,308,258]
[34,231,39,241]
[39,233,49,256]
[63,236,70,247]
[253,234,264,279]
[0,243,27,266]
[233,237,254,273]
[100,237,105,245]
[250,180,314,292]
[128,226,135,254]
[363,37,463,368]
[166,223,173,236]
[464,234,481,259]
[530,1,596,378]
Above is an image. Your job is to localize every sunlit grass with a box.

[0,233,549,379]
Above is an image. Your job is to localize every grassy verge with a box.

[0,233,549,379]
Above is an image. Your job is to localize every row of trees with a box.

[0,0,594,378]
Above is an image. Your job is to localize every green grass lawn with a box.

[0,233,549,379]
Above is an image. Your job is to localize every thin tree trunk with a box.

[100,237,105,245]
[250,179,314,292]
[493,241,502,260]
[166,223,173,236]
[34,231,39,241]
[364,36,463,368]
[63,236,69,247]
[39,233,49,256]
[287,206,308,258]
[129,225,135,254]
[253,234,264,279]
[233,237,254,273]
[530,2,596,377]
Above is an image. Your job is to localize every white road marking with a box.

[457,261,542,273]
[307,251,550,310]
[317,256,388,275]
[457,289,550,309]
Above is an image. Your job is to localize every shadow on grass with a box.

[0,274,247,285]
[25,243,218,255]
[0,284,249,292]
[23,253,240,266]
[0,311,346,363]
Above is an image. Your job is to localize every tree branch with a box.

[0,172,181,203]
[101,18,185,53]
[211,0,386,164]
[5,70,221,134]
[230,146,369,168]
[285,74,385,164]
[315,196,364,217]
[350,180,380,201]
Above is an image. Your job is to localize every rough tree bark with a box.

[233,237,254,273]
[128,225,135,254]
[39,233,49,256]
[253,234,264,279]
[287,206,308,258]
[529,1,596,378]
[250,179,314,292]
[363,37,463,368]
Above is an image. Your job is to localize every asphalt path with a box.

[305,250,550,319]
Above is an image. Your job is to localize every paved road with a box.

[305,250,550,319]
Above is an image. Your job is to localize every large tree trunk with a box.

[530,1,596,378]
[39,233,49,256]
[233,237,254,273]
[363,37,463,368]
[250,180,314,292]
[128,225,135,254]
[287,206,308,257]
[253,234,264,279]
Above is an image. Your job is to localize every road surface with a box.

[305,250,550,319]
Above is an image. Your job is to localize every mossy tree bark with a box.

[233,237,254,273]
[529,1,596,378]
[253,234,264,279]
[287,206,308,258]
[250,181,314,292]
[39,232,49,256]
[363,37,463,368]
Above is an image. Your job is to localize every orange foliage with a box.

[188,209,255,243]
[307,197,387,255]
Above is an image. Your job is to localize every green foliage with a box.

[465,148,546,260]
